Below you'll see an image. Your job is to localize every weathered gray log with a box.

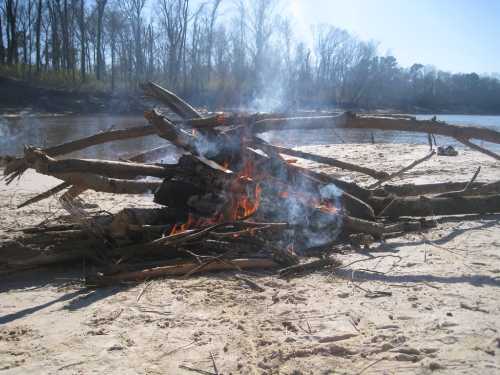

[435,167,482,198]
[279,256,342,279]
[456,137,500,161]
[54,173,161,195]
[89,258,278,285]
[374,195,500,217]
[126,145,175,163]
[24,147,169,179]
[17,182,71,208]
[252,114,349,133]
[470,180,500,195]
[60,185,88,203]
[3,125,157,183]
[144,82,203,119]
[267,144,389,180]
[248,113,500,147]
[377,181,485,197]
[347,114,500,145]
[342,215,385,237]
[145,109,200,154]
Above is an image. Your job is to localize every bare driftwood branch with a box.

[456,137,500,161]
[251,114,348,133]
[279,256,342,279]
[24,147,169,179]
[246,113,500,147]
[144,82,203,119]
[17,182,71,208]
[369,151,436,189]
[126,145,175,163]
[469,180,500,195]
[347,114,500,145]
[3,125,157,183]
[55,174,161,195]
[145,109,199,154]
[342,215,385,237]
[60,185,88,203]
[374,194,500,217]
[267,144,389,180]
[89,258,278,285]
[436,167,482,198]
[377,181,485,197]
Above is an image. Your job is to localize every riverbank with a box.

[2,75,500,117]
[0,76,149,115]
[1,143,499,374]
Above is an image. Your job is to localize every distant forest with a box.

[1,0,500,113]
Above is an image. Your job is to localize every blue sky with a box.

[287,0,500,74]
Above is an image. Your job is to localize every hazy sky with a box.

[288,0,500,74]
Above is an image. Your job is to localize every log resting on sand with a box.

[89,258,278,285]
[376,181,486,197]
[372,194,500,217]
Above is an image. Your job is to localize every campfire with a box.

[2,82,500,284]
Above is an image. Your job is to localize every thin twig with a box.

[210,352,219,375]
[178,365,215,375]
[136,280,154,303]
[234,274,265,292]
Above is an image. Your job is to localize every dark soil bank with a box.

[0,76,148,114]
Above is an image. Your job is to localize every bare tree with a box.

[5,0,19,65]
[124,0,146,81]
[106,4,123,90]
[78,0,85,80]
[0,9,4,64]
[158,0,189,88]
[34,0,42,73]
[206,0,222,82]
[95,0,107,80]
[247,0,279,92]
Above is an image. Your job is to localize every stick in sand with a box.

[369,151,436,189]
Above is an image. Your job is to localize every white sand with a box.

[1,144,499,374]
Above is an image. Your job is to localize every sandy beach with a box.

[1,143,500,374]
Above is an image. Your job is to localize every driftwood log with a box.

[373,194,500,217]
[89,258,278,285]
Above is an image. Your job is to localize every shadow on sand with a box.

[0,267,128,325]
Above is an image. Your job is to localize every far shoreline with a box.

[2,76,500,118]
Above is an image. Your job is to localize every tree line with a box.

[1,0,500,113]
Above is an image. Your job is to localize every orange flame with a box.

[170,158,262,235]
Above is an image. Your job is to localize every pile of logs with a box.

[2,82,500,285]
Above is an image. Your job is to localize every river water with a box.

[1,113,499,159]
